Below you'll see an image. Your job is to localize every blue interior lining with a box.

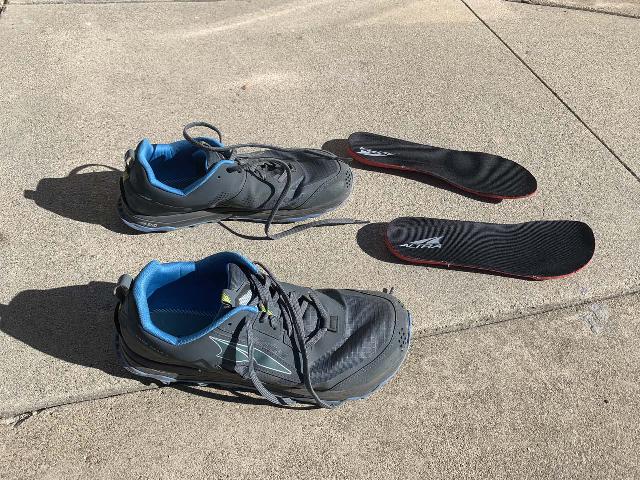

[136,137,234,196]
[132,252,259,345]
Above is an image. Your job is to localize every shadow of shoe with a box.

[356,222,404,265]
[23,164,136,234]
[173,385,316,409]
[0,283,324,407]
[322,139,501,204]
[0,281,131,379]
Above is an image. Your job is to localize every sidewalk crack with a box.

[459,0,640,184]
[506,0,640,20]
[415,287,640,339]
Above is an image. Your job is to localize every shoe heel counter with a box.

[121,161,185,216]
[116,287,167,363]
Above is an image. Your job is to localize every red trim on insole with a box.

[347,147,536,200]
[383,233,591,281]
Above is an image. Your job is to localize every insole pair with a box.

[347,133,595,279]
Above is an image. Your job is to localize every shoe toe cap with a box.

[312,291,411,398]
[298,159,354,209]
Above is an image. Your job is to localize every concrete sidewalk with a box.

[508,0,640,19]
[1,0,639,477]
[3,294,639,479]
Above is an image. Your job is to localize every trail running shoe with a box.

[118,122,359,239]
[113,252,411,408]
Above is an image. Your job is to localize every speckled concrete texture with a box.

[3,293,639,479]
[2,0,639,418]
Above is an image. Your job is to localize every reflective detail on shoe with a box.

[356,146,394,157]
[209,336,292,375]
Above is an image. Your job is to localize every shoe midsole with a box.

[116,323,410,403]
[116,335,354,402]
[117,194,348,229]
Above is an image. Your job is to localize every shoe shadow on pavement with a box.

[321,139,501,204]
[23,164,135,234]
[173,385,315,409]
[0,283,310,407]
[0,281,128,379]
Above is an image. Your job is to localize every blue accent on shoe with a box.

[135,138,234,197]
[132,252,259,345]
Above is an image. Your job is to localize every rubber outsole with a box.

[115,312,412,407]
[117,195,348,232]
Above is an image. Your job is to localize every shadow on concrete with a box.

[23,164,135,234]
[321,139,501,204]
[0,281,129,379]
[0,283,316,408]
[173,385,315,409]
[356,222,405,265]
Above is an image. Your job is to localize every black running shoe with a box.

[118,122,359,239]
[113,252,411,408]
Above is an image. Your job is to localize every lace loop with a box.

[235,261,337,409]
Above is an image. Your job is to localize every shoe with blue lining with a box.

[113,252,411,408]
[118,122,359,239]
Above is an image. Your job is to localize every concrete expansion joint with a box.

[2,411,36,429]
[460,0,640,184]
[416,287,640,339]
[506,0,640,20]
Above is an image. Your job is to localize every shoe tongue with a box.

[302,307,319,334]
[221,263,321,334]
[205,151,226,170]
[220,263,254,307]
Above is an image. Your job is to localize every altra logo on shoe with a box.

[209,336,292,375]
[400,237,443,249]
[358,147,394,157]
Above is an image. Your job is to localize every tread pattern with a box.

[348,132,537,199]
[386,217,595,279]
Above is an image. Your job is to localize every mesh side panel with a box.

[297,155,339,184]
[344,168,353,191]
[310,294,394,384]
[223,184,270,209]
[209,191,233,206]
[262,149,339,185]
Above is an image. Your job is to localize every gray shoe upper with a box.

[121,138,352,216]
[115,252,410,407]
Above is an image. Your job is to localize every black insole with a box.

[348,132,537,199]
[386,217,595,279]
